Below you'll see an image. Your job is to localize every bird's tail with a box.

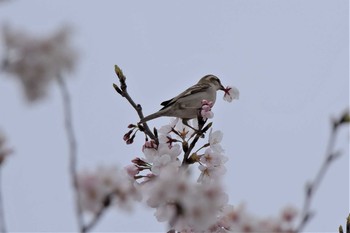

[139,110,166,124]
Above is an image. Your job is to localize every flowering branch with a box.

[56,74,84,232]
[112,65,157,142]
[1,25,81,231]
[75,165,140,233]
[296,110,350,232]
[122,85,242,231]
[182,120,212,166]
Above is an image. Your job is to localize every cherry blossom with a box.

[143,141,181,164]
[198,164,227,183]
[201,99,214,121]
[208,129,224,153]
[216,203,297,232]
[143,168,228,232]
[200,148,227,168]
[124,164,139,178]
[77,165,140,214]
[159,118,198,142]
[223,85,240,103]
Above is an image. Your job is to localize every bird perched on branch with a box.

[139,75,226,126]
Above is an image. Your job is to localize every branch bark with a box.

[57,74,84,232]
[112,65,157,142]
[296,115,347,232]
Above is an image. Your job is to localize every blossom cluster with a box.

[124,119,232,232]
[144,168,228,232]
[121,90,232,231]
[201,100,214,121]
[214,204,297,233]
[77,165,141,215]
[121,117,298,232]
[1,25,77,102]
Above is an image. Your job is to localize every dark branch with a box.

[181,117,212,166]
[82,194,112,233]
[295,113,348,232]
[113,65,157,142]
[57,74,84,232]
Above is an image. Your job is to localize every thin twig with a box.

[181,120,211,165]
[0,168,6,233]
[114,83,154,139]
[82,194,112,233]
[296,121,343,232]
[57,74,84,232]
[82,207,106,233]
[112,65,157,142]
[182,133,202,166]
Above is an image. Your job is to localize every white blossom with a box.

[216,203,297,232]
[77,165,140,214]
[143,142,181,164]
[143,168,228,232]
[208,129,224,153]
[201,100,214,121]
[158,118,179,135]
[200,149,227,168]
[198,164,227,183]
[223,85,239,103]
[152,154,174,175]
[124,164,139,178]
[159,118,199,143]
[142,142,158,163]
[131,121,244,232]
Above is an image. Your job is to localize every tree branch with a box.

[57,74,84,232]
[112,65,157,142]
[296,113,348,232]
[82,195,111,233]
[181,119,212,166]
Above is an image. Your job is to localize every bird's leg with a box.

[182,119,204,138]
[182,119,195,131]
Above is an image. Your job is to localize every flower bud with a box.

[126,134,135,144]
[123,129,133,141]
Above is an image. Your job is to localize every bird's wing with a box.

[160,83,210,110]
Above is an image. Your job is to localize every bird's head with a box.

[198,74,225,91]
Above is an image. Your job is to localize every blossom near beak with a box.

[220,84,225,91]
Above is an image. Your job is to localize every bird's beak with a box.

[220,84,225,91]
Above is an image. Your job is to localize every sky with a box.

[0,0,348,232]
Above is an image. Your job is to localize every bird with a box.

[139,74,225,126]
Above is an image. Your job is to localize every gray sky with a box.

[0,0,348,232]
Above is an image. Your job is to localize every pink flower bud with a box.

[123,130,133,141]
[202,105,211,111]
[201,99,209,105]
[125,164,139,177]
[132,157,148,166]
[142,139,157,151]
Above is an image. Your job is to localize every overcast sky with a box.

[0,0,348,232]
